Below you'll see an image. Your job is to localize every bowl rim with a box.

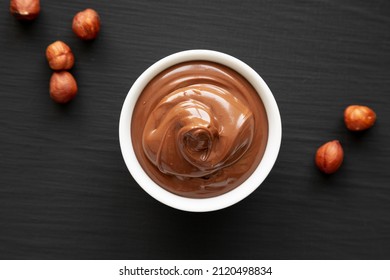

[119,49,282,212]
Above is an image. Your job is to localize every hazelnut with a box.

[49,71,78,104]
[46,41,75,71]
[72,9,101,40]
[344,105,376,131]
[315,140,344,174]
[10,0,40,20]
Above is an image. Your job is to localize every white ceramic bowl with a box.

[119,50,282,212]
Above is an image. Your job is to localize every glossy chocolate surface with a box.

[131,61,268,198]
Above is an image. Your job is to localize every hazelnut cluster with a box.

[46,41,77,103]
[315,105,377,174]
[10,1,101,103]
[45,8,100,103]
[49,71,78,103]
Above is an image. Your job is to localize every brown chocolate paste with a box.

[131,61,268,198]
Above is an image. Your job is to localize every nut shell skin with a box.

[46,41,75,71]
[10,0,40,20]
[344,105,376,131]
[72,9,101,40]
[50,72,78,104]
[315,140,344,174]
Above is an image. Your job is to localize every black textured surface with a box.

[1,0,390,259]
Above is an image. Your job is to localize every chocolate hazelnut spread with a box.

[131,61,268,198]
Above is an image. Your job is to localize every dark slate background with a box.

[0,0,389,259]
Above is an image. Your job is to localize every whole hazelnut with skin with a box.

[72,9,101,40]
[50,71,78,104]
[10,0,40,20]
[315,140,344,174]
[344,105,376,131]
[46,41,75,71]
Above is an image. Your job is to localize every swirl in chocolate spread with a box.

[131,61,268,198]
